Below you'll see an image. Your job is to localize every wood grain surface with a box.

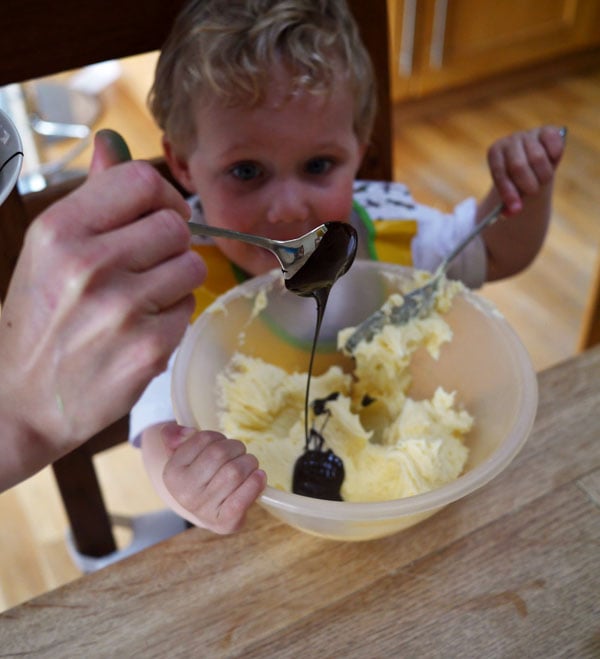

[1,347,598,658]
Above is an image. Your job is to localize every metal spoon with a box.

[344,203,505,353]
[188,220,354,282]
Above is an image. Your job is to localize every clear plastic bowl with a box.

[172,260,538,541]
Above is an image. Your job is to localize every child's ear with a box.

[162,136,194,192]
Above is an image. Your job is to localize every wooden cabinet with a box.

[388,0,600,101]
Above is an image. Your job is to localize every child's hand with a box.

[161,423,267,534]
[487,126,565,215]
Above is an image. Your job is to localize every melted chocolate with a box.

[312,392,340,416]
[292,430,345,501]
[285,222,358,297]
[289,222,357,501]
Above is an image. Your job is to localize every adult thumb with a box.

[88,129,131,175]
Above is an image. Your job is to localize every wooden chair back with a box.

[0,0,392,559]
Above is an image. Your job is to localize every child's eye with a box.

[305,158,334,175]
[230,162,262,181]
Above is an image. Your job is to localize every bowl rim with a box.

[174,261,539,521]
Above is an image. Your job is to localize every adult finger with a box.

[88,129,132,175]
[87,129,191,232]
[99,206,193,273]
[132,248,206,313]
[81,161,192,232]
[44,160,191,239]
[112,295,198,405]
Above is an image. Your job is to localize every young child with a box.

[134,0,565,533]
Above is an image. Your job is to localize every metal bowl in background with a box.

[0,107,23,206]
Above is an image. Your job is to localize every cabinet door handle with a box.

[430,0,448,69]
[399,0,417,76]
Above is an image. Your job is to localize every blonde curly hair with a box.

[149,0,376,155]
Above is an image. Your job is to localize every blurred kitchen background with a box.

[1,0,599,611]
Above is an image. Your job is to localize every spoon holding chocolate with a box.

[188,219,357,501]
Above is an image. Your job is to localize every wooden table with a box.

[2,348,599,658]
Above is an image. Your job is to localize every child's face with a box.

[164,64,367,276]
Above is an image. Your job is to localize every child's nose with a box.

[266,180,310,225]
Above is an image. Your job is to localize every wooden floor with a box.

[1,55,599,613]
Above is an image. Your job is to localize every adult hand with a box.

[0,131,206,490]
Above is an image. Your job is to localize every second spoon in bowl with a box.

[343,202,505,353]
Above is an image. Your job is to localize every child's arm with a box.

[477,125,565,281]
[141,422,267,534]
